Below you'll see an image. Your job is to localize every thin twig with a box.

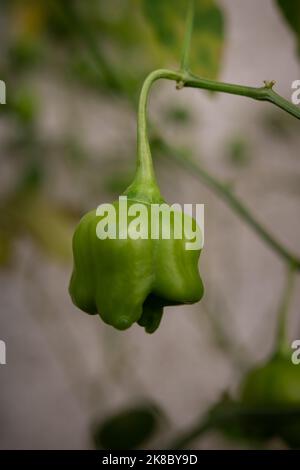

[180,0,195,72]
[275,263,297,356]
[157,137,300,269]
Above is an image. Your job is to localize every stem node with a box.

[176,80,185,90]
[263,80,276,89]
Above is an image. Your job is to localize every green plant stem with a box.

[136,72,163,183]
[136,70,178,184]
[133,68,300,267]
[140,69,300,120]
[200,300,250,372]
[169,403,250,449]
[185,73,300,119]
[164,142,300,269]
[170,417,213,450]
[169,403,300,449]
[275,263,297,357]
[180,0,195,72]
[124,70,178,201]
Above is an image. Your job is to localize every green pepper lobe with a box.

[69,192,204,333]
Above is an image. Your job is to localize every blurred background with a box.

[0,0,300,449]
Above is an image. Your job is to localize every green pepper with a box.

[240,353,300,447]
[69,187,203,333]
[241,355,300,408]
[69,74,204,333]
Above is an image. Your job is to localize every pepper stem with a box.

[124,69,177,203]
[136,71,160,185]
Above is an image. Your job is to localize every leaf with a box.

[276,0,300,56]
[226,136,250,167]
[0,232,13,266]
[164,105,193,125]
[92,403,162,450]
[20,196,74,263]
[4,190,75,263]
[103,169,135,195]
[9,88,39,124]
[140,0,225,78]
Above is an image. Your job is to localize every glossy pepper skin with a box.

[69,194,204,333]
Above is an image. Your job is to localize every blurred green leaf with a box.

[63,138,89,165]
[172,393,300,449]
[0,232,13,267]
[103,170,134,195]
[280,419,300,448]
[20,196,74,262]
[164,105,192,125]
[276,0,300,56]
[211,398,276,443]
[2,191,75,263]
[9,88,39,124]
[8,40,44,70]
[262,110,297,139]
[141,0,225,78]
[70,56,106,91]
[209,396,300,447]
[152,135,194,162]
[226,137,250,167]
[18,161,44,192]
[92,403,162,450]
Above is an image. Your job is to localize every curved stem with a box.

[57,0,300,120]
[124,70,178,202]
[180,0,195,72]
[136,69,300,120]
[130,67,300,267]
[135,67,300,190]
[275,263,297,356]
[136,69,178,183]
[136,68,300,182]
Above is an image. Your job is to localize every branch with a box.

[52,0,300,267]
[143,69,300,120]
[275,263,297,356]
[131,68,300,268]
[169,402,300,449]
[157,137,300,270]
[183,72,300,120]
[54,0,300,120]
